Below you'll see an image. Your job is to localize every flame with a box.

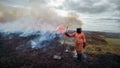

[56,24,66,34]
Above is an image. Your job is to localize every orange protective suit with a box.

[65,32,86,54]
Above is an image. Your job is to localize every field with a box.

[0,31,120,68]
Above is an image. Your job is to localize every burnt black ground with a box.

[0,31,120,68]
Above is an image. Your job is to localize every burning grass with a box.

[0,31,120,68]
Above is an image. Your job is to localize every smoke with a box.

[66,12,83,29]
[28,31,58,48]
[16,31,57,49]
[0,5,83,32]
[0,5,83,49]
[0,15,60,32]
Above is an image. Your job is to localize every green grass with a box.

[105,38,120,46]
[86,44,120,55]
[85,37,120,55]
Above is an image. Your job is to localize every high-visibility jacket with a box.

[65,32,86,54]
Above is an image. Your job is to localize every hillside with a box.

[0,31,120,68]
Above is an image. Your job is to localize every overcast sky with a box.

[0,0,120,33]
[0,0,120,18]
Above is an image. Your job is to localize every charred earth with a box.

[0,31,120,68]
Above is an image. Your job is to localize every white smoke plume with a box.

[0,5,83,32]
[0,5,83,49]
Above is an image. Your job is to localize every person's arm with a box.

[65,32,76,37]
[82,33,86,48]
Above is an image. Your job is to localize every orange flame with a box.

[56,24,65,34]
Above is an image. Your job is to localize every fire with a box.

[56,24,66,34]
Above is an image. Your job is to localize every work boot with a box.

[76,54,82,63]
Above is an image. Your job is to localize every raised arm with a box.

[65,32,76,37]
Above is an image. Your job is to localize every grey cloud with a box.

[58,0,119,14]
[0,0,50,6]
[0,0,29,6]
[29,0,48,3]
[29,0,50,5]
[109,0,120,10]
[109,0,120,5]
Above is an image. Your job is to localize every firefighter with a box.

[65,28,86,62]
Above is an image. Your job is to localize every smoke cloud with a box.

[0,3,83,49]
[0,5,83,32]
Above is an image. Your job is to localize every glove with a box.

[65,32,69,36]
[83,42,86,48]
